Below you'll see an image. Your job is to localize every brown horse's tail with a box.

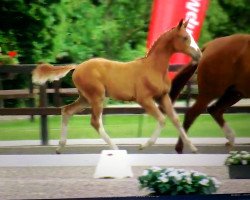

[169,61,198,103]
[32,63,77,85]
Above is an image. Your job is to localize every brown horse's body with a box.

[170,34,250,153]
[32,19,201,154]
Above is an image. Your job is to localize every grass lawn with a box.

[0,114,249,140]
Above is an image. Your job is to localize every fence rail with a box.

[0,64,249,145]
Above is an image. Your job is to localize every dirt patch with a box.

[1,166,250,199]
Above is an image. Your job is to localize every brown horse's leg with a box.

[56,96,88,154]
[138,98,166,149]
[90,99,119,150]
[160,95,197,153]
[175,96,212,154]
[207,86,243,147]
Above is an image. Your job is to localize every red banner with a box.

[147,0,209,66]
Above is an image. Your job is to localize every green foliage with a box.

[0,0,151,63]
[53,0,151,62]
[138,167,220,195]
[1,0,250,107]
[225,151,250,165]
[1,0,249,62]
[199,0,250,46]
[0,55,18,65]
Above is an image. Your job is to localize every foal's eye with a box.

[183,36,189,41]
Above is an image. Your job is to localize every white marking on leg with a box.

[178,126,197,153]
[98,114,119,150]
[222,122,235,145]
[56,114,70,154]
[140,122,164,149]
[168,109,197,153]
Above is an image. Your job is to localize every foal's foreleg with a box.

[138,98,166,149]
[56,97,87,154]
[161,95,198,153]
[91,102,119,150]
[175,96,211,154]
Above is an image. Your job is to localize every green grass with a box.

[0,114,250,140]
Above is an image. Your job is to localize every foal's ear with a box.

[177,19,184,30]
[183,19,189,28]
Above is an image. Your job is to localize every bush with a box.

[138,167,221,195]
[225,151,250,165]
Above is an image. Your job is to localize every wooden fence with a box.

[0,64,249,145]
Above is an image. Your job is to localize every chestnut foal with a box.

[32,19,201,154]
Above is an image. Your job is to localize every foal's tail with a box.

[169,61,198,103]
[32,63,77,85]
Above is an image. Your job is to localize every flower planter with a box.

[138,167,220,196]
[228,165,250,179]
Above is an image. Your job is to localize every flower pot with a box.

[228,165,250,179]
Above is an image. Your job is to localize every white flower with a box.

[242,154,250,159]
[168,171,179,177]
[193,171,207,177]
[185,177,192,184]
[240,151,248,154]
[150,166,162,172]
[230,151,238,154]
[158,174,169,183]
[211,177,221,188]
[193,172,200,177]
[168,171,182,181]
[164,168,175,173]
[177,168,186,173]
[181,171,191,177]
[175,174,183,181]
[142,170,149,176]
[199,179,209,186]
[234,154,241,158]
[241,160,248,165]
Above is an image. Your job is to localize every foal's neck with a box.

[146,32,174,73]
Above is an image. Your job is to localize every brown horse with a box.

[170,34,250,154]
[32,19,201,154]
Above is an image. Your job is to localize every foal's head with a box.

[171,19,202,61]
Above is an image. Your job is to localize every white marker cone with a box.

[94,150,133,179]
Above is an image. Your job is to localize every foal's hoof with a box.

[139,144,145,150]
[225,141,233,147]
[191,146,198,154]
[192,149,198,154]
[175,146,183,154]
[55,149,62,154]
[225,142,234,151]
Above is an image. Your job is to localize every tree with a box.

[199,0,250,46]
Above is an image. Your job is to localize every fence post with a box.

[39,83,48,145]
[0,78,3,107]
[28,74,35,121]
[53,80,62,107]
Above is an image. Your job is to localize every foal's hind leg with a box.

[90,99,119,150]
[207,87,243,147]
[56,96,88,154]
[175,96,212,154]
[160,95,197,153]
